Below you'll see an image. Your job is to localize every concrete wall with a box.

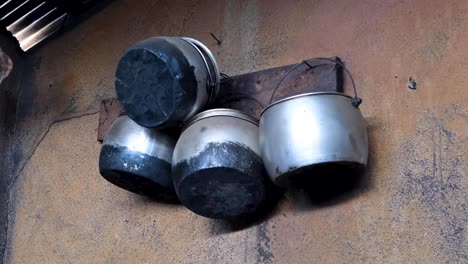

[5,0,468,263]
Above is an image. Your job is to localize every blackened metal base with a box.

[99,145,175,199]
[173,142,269,219]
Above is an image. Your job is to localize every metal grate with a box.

[0,0,66,51]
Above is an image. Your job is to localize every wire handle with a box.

[269,57,362,107]
[181,38,217,104]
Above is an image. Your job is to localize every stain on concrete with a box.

[417,32,449,62]
[256,221,274,264]
[15,56,39,123]
[391,106,467,263]
[220,0,290,75]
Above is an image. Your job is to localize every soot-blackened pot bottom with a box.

[115,39,197,128]
[173,142,268,219]
[99,145,175,199]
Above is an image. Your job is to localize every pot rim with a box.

[182,37,221,99]
[182,108,258,131]
[261,91,353,116]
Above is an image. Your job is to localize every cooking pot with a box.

[259,58,368,186]
[115,37,220,128]
[99,115,176,198]
[172,109,269,219]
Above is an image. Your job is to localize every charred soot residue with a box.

[173,142,269,219]
[99,145,176,200]
[256,221,274,264]
[391,110,467,262]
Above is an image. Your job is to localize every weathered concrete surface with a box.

[5,0,468,263]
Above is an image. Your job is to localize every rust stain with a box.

[61,72,76,90]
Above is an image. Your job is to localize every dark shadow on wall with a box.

[0,29,24,263]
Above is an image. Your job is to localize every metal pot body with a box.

[99,115,176,198]
[172,109,268,219]
[115,37,220,128]
[259,92,368,186]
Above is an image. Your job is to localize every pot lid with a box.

[182,108,258,131]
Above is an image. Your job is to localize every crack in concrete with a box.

[2,110,99,263]
[10,110,100,186]
[177,0,199,36]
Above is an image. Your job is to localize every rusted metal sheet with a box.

[96,57,341,141]
[211,57,342,119]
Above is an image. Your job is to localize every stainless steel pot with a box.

[99,115,176,198]
[172,109,269,219]
[115,37,220,128]
[259,59,368,186]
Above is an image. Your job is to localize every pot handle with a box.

[269,57,363,107]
